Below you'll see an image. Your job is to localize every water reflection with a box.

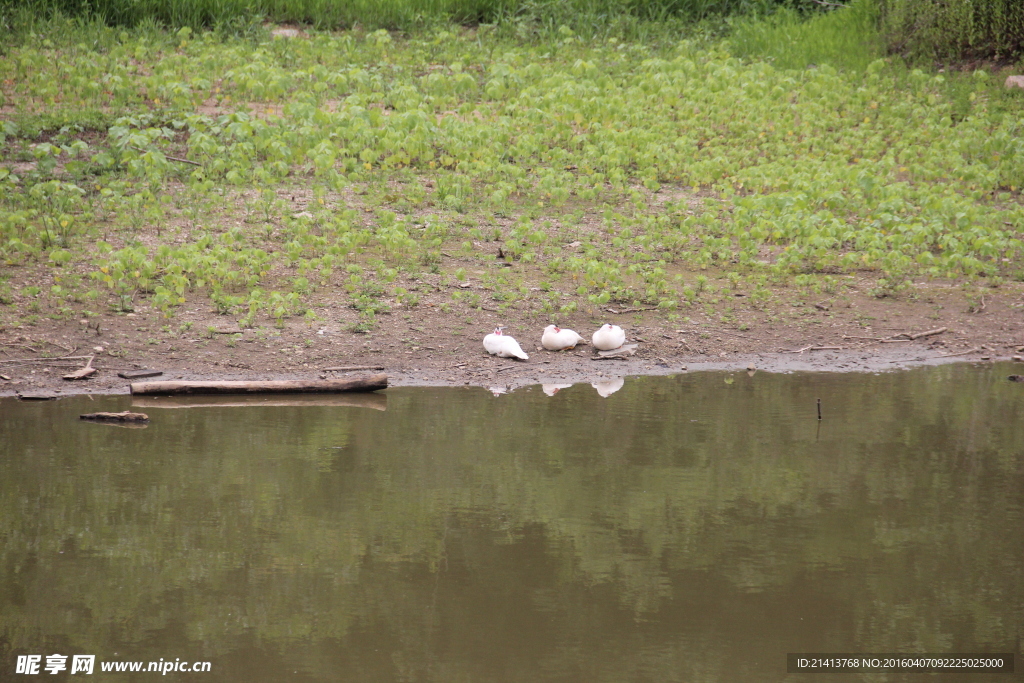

[542,383,573,396]
[591,377,624,397]
[1,365,1021,682]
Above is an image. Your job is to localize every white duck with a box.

[541,325,586,351]
[592,324,626,351]
[591,377,624,398]
[483,327,529,360]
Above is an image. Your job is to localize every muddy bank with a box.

[2,342,1020,400]
[3,276,1023,398]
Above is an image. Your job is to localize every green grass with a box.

[2,0,796,32]
[729,0,882,71]
[2,16,1024,329]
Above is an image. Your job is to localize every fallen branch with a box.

[322,365,386,372]
[117,369,163,380]
[31,338,74,353]
[785,345,843,354]
[131,374,388,395]
[0,343,38,352]
[0,355,95,365]
[909,326,947,340]
[63,355,97,380]
[937,347,980,358]
[879,339,912,343]
[605,306,656,314]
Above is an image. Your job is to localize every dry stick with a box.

[322,365,386,372]
[31,339,74,353]
[0,354,95,364]
[0,343,39,352]
[843,335,884,341]
[786,345,843,354]
[937,347,980,358]
[879,339,912,343]
[63,355,96,380]
[909,327,947,340]
[605,306,656,314]
[130,145,201,166]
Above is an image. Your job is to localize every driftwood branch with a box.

[130,374,388,396]
[0,343,38,352]
[909,327,947,340]
[605,306,656,314]
[63,355,97,380]
[118,369,163,379]
[937,347,979,358]
[786,345,843,354]
[0,354,95,365]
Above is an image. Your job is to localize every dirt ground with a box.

[3,270,1023,398]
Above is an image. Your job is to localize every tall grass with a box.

[728,0,881,71]
[878,0,1024,63]
[0,0,807,32]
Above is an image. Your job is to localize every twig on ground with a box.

[786,345,843,354]
[0,343,39,353]
[130,145,201,166]
[322,365,386,372]
[0,355,95,364]
[63,355,97,380]
[909,327,947,340]
[605,306,656,314]
[937,347,980,358]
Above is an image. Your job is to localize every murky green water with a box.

[2,365,1021,682]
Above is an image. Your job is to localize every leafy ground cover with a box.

[2,17,1024,389]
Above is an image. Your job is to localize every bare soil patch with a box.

[3,270,1022,397]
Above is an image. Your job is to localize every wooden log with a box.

[118,369,164,379]
[16,390,58,400]
[81,411,150,422]
[130,374,388,396]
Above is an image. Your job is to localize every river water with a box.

[1,364,1021,681]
